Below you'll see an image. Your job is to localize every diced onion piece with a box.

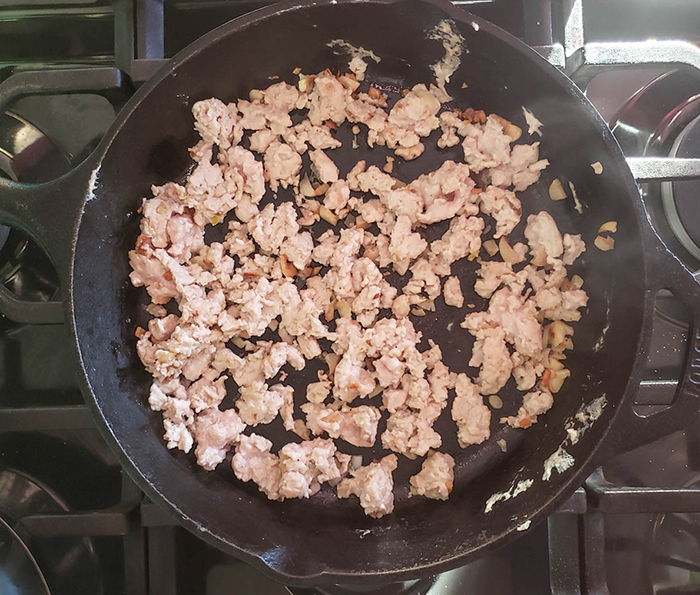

[488,395,503,409]
[326,353,341,375]
[300,174,316,198]
[411,307,426,316]
[594,235,615,251]
[268,319,279,332]
[355,215,371,230]
[545,320,574,349]
[548,357,566,372]
[232,337,246,349]
[491,114,522,142]
[298,74,315,93]
[499,236,522,264]
[350,455,363,470]
[598,220,618,234]
[549,179,567,201]
[531,245,548,267]
[570,274,584,289]
[497,438,507,452]
[156,351,176,363]
[319,205,339,225]
[280,255,298,278]
[467,251,479,261]
[249,89,264,101]
[368,384,383,398]
[338,75,360,92]
[419,300,436,312]
[549,369,571,393]
[541,369,552,389]
[278,328,293,344]
[483,239,499,256]
[335,300,351,318]
[314,183,330,197]
[294,419,310,440]
[591,161,603,175]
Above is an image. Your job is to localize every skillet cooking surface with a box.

[70,0,648,584]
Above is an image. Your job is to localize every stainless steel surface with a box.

[627,157,700,181]
[0,468,103,595]
[568,41,700,84]
[606,68,700,294]
[0,516,51,595]
[0,111,69,184]
[663,124,700,261]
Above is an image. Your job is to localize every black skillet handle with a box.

[598,175,700,459]
[0,68,127,324]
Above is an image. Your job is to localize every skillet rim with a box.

[66,0,655,584]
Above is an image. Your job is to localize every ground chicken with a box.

[409,451,455,500]
[478,186,522,238]
[337,455,398,518]
[324,180,350,211]
[389,215,427,275]
[308,73,349,126]
[232,434,282,500]
[562,233,586,265]
[502,390,554,428]
[525,211,564,261]
[443,276,464,308]
[132,65,586,519]
[248,202,299,253]
[411,161,478,224]
[193,408,246,470]
[309,148,339,184]
[466,327,513,396]
[192,98,242,149]
[430,215,484,274]
[302,403,381,447]
[382,408,442,459]
[489,142,549,192]
[306,377,332,403]
[264,141,302,191]
[277,438,350,499]
[451,373,491,447]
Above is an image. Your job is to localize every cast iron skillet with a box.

[1,0,700,586]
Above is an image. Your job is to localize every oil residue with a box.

[428,20,466,94]
[484,478,533,513]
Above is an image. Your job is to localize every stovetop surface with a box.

[2,1,700,594]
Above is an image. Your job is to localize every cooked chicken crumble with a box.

[130,62,588,518]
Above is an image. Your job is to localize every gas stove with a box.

[1,0,700,593]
